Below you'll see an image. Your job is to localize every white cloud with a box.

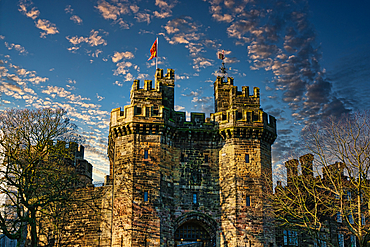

[66,30,107,47]
[135,13,151,24]
[35,19,59,38]
[212,13,233,22]
[115,18,130,29]
[114,81,123,87]
[113,61,133,76]
[111,51,134,63]
[174,105,185,111]
[125,73,134,81]
[18,4,40,19]
[96,93,104,101]
[4,42,28,55]
[192,57,213,71]
[65,5,73,13]
[154,11,171,19]
[70,15,83,24]
[27,76,48,84]
[95,0,130,20]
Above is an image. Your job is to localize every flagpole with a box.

[156,37,158,70]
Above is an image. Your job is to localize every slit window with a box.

[237,111,243,120]
[144,150,148,159]
[136,107,142,115]
[144,191,148,202]
[245,154,250,163]
[193,193,198,204]
[204,154,209,163]
[246,195,251,207]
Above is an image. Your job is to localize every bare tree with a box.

[304,111,370,247]
[271,111,370,247]
[0,108,81,247]
[272,155,333,247]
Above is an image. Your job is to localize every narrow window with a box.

[193,193,197,204]
[237,111,243,120]
[245,154,250,163]
[349,214,354,224]
[246,195,251,207]
[362,214,365,225]
[338,234,344,247]
[337,212,342,223]
[283,230,288,245]
[204,154,209,163]
[144,150,148,159]
[144,191,148,202]
[350,235,356,247]
[180,153,185,162]
[136,107,142,115]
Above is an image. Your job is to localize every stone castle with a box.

[60,68,277,247]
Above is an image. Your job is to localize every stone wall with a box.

[65,68,278,247]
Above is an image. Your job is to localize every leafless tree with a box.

[0,108,81,247]
[271,111,370,247]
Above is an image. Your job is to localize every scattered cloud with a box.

[192,57,213,71]
[66,30,107,50]
[70,15,83,24]
[113,61,133,76]
[153,0,177,19]
[95,0,130,20]
[111,51,134,63]
[164,17,198,34]
[96,93,104,101]
[35,19,59,38]
[65,5,73,14]
[113,81,123,87]
[114,19,131,29]
[4,42,28,55]
[135,12,151,24]
[174,105,185,111]
[18,1,40,19]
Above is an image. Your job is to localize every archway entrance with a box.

[174,213,217,247]
[175,220,211,246]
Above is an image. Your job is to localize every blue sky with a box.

[1,0,369,182]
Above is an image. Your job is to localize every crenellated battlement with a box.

[130,68,175,109]
[112,68,276,143]
[48,140,85,159]
[132,79,156,91]
[214,76,260,113]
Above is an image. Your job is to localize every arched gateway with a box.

[174,212,217,247]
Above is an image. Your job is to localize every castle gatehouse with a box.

[106,68,277,247]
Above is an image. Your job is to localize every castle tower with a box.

[211,76,277,246]
[108,69,276,247]
[109,68,177,247]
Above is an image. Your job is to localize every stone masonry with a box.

[56,68,276,247]
[105,68,277,247]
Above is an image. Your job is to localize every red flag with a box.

[148,39,157,61]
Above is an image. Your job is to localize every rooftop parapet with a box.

[300,153,314,177]
[214,76,260,112]
[211,108,276,130]
[48,140,85,159]
[110,104,165,127]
